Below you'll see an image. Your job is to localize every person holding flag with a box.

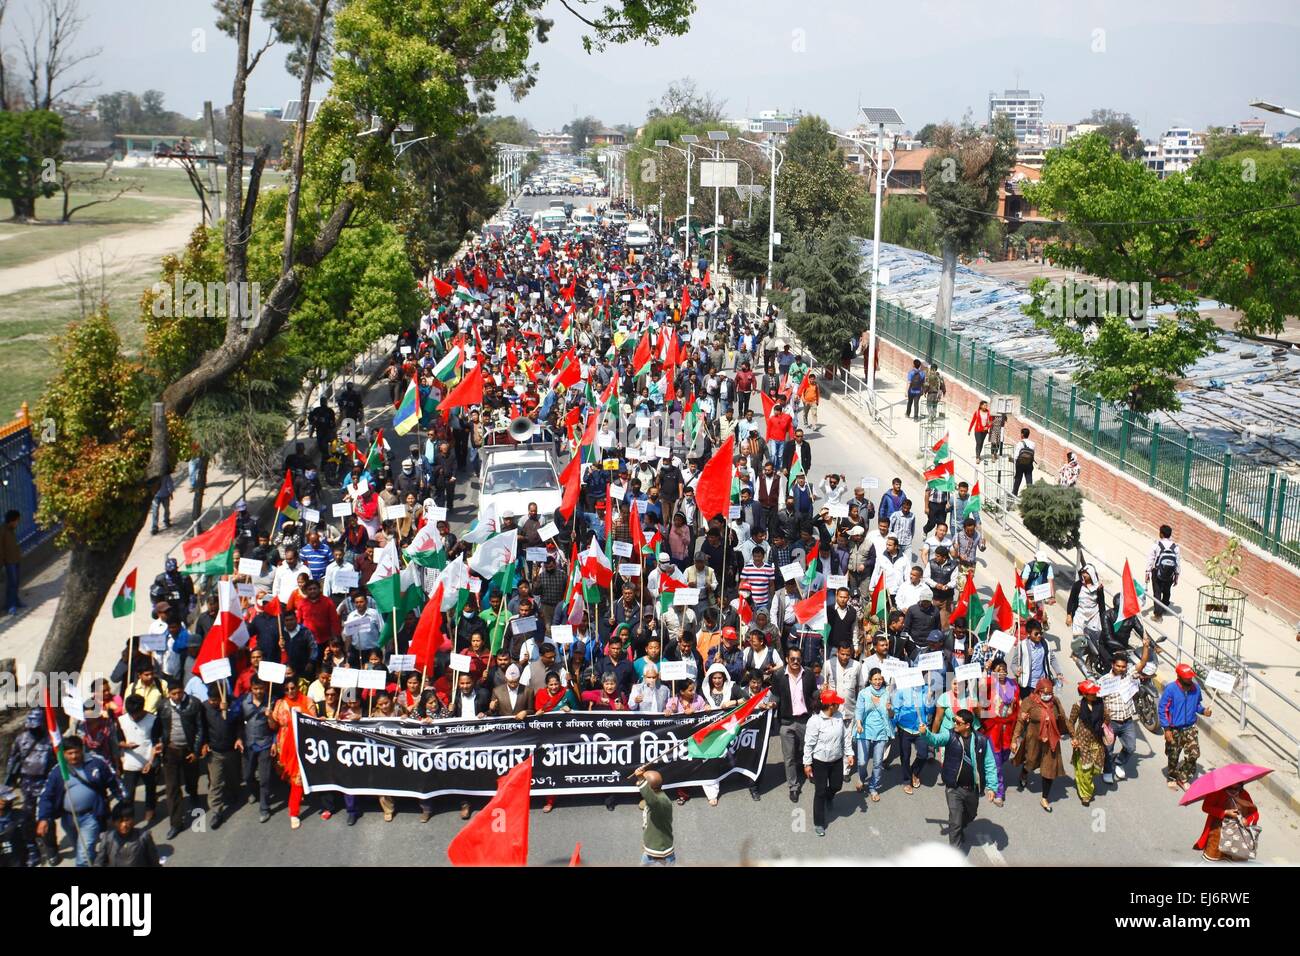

[36,727,127,867]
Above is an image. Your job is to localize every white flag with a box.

[468,529,518,580]
[372,539,401,580]
[461,501,497,544]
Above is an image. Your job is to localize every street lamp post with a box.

[1249,99,1300,120]
[738,127,787,303]
[706,130,730,270]
[657,138,692,260]
[681,134,703,265]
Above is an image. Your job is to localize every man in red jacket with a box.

[294,579,341,649]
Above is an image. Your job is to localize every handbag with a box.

[1102,721,1116,747]
[1218,796,1261,861]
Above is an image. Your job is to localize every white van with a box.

[531,209,568,234]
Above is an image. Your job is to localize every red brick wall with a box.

[876,337,1300,621]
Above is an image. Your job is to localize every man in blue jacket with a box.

[924,709,997,848]
[1158,663,1212,790]
[37,735,126,867]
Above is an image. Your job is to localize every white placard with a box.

[511,616,538,634]
[332,502,354,518]
[526,547,549,562]
[387,654,416,673]
[199,658,232,683]
[988,630,1016,653]
[448,653,474,673]
[343,617,367,636]
[633,498,649,514]
[429,506,448,522]
[302,507,321,525]
[891,668,925,689]
[549,625,574,644]
[357,669,388,690]
[656,445,671,458]
[658,660,691,682]
[626,447,641,462]
[385,504,409,521]
[1205,669,1238,693]
[728,505,741,519]
[610,540,633,559]
[538,521,559,541]
[331,667,360,689]
[235,583,256,599]
[610,483,628,500]
[879,657,908,675]
[1119,680,1139,703]
[258,661,287,684]
[400,345,413,355]
[916,651,946,672]
[826,574,848,590]
[1098,674,1123,697]
[140,632,168,652]
[827,503,850,518]
[1031,583,1052,602]
[859,476,880,490]
[780,562,804,582]
[672,587,700,606]
[641,442,657,459]
[618,562,642,577]
[954,663,983,682]
[334,569,360,590]
[238,557,264,577]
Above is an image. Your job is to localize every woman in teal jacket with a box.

[854,667,895,800]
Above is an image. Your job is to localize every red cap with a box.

[1175,663,1196,681]
[819,689,844,707]
[1077,680,1101,696]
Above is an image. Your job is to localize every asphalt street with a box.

[97,196,1300,867]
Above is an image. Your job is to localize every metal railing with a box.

[874,300,1300,571]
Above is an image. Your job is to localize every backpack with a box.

[907,369,925,395]
[1153,542,1179,583]
[1015,443,1036,468]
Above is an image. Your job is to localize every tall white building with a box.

[1143,127,1204,177]
[989,89,1045,144]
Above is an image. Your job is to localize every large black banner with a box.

[293,708,773,798]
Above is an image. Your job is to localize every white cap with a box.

[505,664,521,680]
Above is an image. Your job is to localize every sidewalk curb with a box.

[824,387,1300,815]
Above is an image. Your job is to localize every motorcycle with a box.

[1075,615,1165,736]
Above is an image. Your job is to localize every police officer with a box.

[4,710,55,865]
[149,557,194,621]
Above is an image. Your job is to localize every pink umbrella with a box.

[1178,764,1272,806]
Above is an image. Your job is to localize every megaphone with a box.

[509,417,537,442]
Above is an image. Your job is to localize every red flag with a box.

[439,363,484,412]
[447,757,532,866]
[695,434,736,521]
[569,843,582,867]
[759,391,780,439]
[274,469,295,511]
[632,330,652,373]
[1120,559,1141,620]
[408,582,445,675]
[495,262,505,280]
[432,276,453,298]
[681,286,691,316]
[629,500,645,554]
[989,583,1014,633]
[261,596,282,619]
[454,266,466,287]
[560,279,576,301]
[951,571,977,621]
[558,455,582,520]
[538,237,552,257]
[702,266,711,289]
[473,265,489,290]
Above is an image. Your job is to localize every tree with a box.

[0,108,64,219]
[1023,277,1217,413]
[1199,128,1278,163]
[772,218,870,373]
[915,123,939,147]
[479,114,535,146]
[1017,483,1084,568]
[776,115,872,239]
[402,123,504,266]
[23,0,697,708]
[12,0,99,111]
[879,196,938,254]
[646,77,724,127]
[1025,132,1300,337]
[1080,108,1142,160]
[722,209,788,311]
[57,162,142,221]
[922,114,1017,328]
[563,115,601,153]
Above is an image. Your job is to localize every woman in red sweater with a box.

[968,400,992,460]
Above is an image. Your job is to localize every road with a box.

[134,301,1300,866]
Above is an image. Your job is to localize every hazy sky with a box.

[12,0,1300,137]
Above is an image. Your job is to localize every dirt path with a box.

[0,204,203,295]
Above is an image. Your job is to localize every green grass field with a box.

[0,265,154,418]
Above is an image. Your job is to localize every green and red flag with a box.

[1011,569,1029,618]
[1115,560,1144,632]
[43,689,71,784]
[963,481,982,519]
[687,689,770,759]
[867,570,889,627]
[111,569,137,619]
[179,512,238,576]
[923,458,955,492]
[931,432,950,464]
[802,541,820,588]
[952,571,978,622]
[274,469,295,512]
[976,583,1014,636]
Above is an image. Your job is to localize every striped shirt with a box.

[300,541,332,580]
[739,562,777,608]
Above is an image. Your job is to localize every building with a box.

[1016,144,1048,169]
[723,109,804,136]
[1045,122,1099,147]
[590,127,625,146]
[1143,127,1204,177]
[533,130,573,151]
[1229,118,1268,138]
[989,89,1045,144]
